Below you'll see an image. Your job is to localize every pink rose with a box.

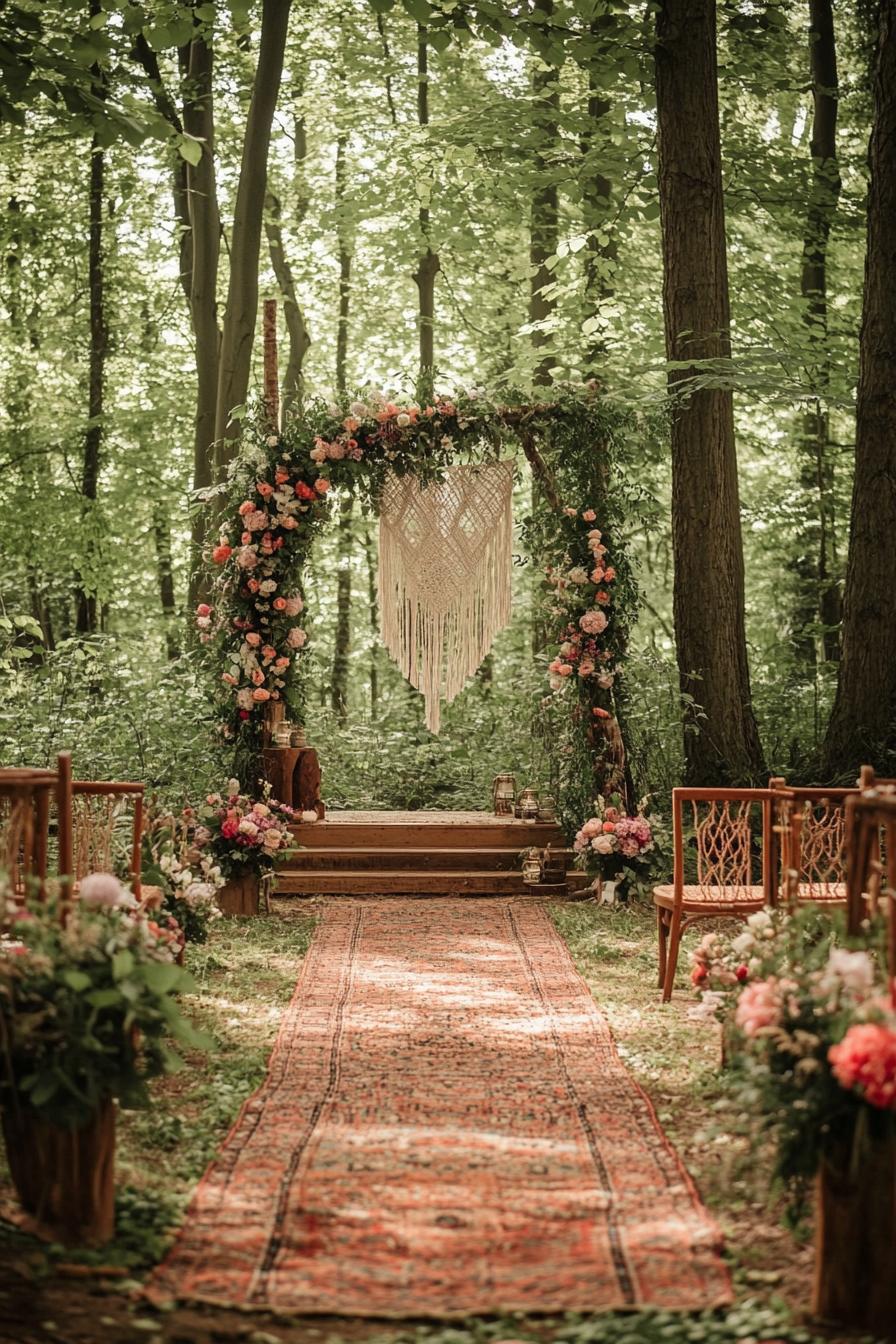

[272,597,287,611]
[582,509,596,522]
[196,603,211,617]
[281,515,298,529]
[245,509,268,532]
[315,478,331,495]
[250,668,265,686]
[256,481,274,498]
[222,672,237,686]
[284,597,304,616]
[287,627,307,649]
[735,979,784,1038]
[252,688,271,702]
[236,546,258,570]
[238,501,254,517]
[579,610,608,635]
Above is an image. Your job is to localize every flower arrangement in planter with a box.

[197,781,296,877]
[690,905,896,1334]
[143,807,226,947]
[0,875,209,1243]
[573,793,658,898]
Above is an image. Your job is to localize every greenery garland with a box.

[198,385,643,817]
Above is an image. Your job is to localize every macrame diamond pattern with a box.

[378,462,514,733]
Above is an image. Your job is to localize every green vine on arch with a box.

[196,385,643,823]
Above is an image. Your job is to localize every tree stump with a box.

[813,1134,896,1338]
[1,1099,116,1244]
[260,746,325,816]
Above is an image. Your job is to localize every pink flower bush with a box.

[829,1024,896,1110]
[735,978,786,1037]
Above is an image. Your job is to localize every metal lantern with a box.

[492,773,516,816]
[538,794,558,822]
[273,720,293,748]
[518,787,540,821]
[521,846,543,885]
[541,844,566,885]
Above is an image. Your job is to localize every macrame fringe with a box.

[378,463,514,734]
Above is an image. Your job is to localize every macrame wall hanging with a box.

[378,460,515,733]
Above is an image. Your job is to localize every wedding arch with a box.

[197,307,642,825]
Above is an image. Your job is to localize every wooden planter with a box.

[1,1099,115,1244]
[216,871,261,916]
[813,1133,896,1338]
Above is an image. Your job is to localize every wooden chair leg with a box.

[656,906,668,988]
[662,909,683,1003]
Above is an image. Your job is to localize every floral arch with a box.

[197,382,641,827]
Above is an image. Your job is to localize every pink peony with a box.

[245,632,261,647]
[735,978,783,1038]
[245,509,268,532]
[236,546,258,570]
[284,596,304,616]
[287,627,307,649]
[580,609,608,635]
[80,872,136,909]
[829,1024,896,1110]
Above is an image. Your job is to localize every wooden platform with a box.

[276,810,589,898]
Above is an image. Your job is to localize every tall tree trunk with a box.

[184,34,221,536]
[413,25,439,400]
[75,64,108,636]
[330,119,354,723]
[793,0,843,666]
[580,30,618,371]
[214,0,293,469]
[265,190,311,421]
[153,502,180,660]
[529,0,559,388]
[655,0,765,785]
[822,2,896,773]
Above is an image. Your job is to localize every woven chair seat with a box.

[794,881,847,904]
[653,883,767,912]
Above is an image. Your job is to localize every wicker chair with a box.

[70,779,145,901]
[0,752,72,904]
[845,791,896,982]
[770,777,855,908]
[653,788,775,1002]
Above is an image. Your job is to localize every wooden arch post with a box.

[262,299,285,748]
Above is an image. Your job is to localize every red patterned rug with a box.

[148,899,731,1316]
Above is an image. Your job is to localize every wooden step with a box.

[275,869,587,897]
[281,846,576,873]
[289,821,565,850]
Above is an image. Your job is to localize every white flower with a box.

[440,435,454,450]
[396,412,411,428]
[266,435,279,448]
[349,401,368,417]
[592,834,616,855]
[238,818,259,837]
[227,778,240,796]
[746,909,773,933]
[567,566,588,585]
[731,931,755,957]
[819,948,876,1001]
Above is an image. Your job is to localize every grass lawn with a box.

[0,899,866,1344]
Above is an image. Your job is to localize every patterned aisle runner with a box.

[149,900,731,1316]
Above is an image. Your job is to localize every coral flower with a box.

[272,597,287,611]
[212,544,232,564]
[315,478,331,494]
[829,1024,896,1110]
[252,688,271,702]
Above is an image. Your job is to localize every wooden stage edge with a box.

[275,809,590,899]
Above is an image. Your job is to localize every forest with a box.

[1,0,895,815]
